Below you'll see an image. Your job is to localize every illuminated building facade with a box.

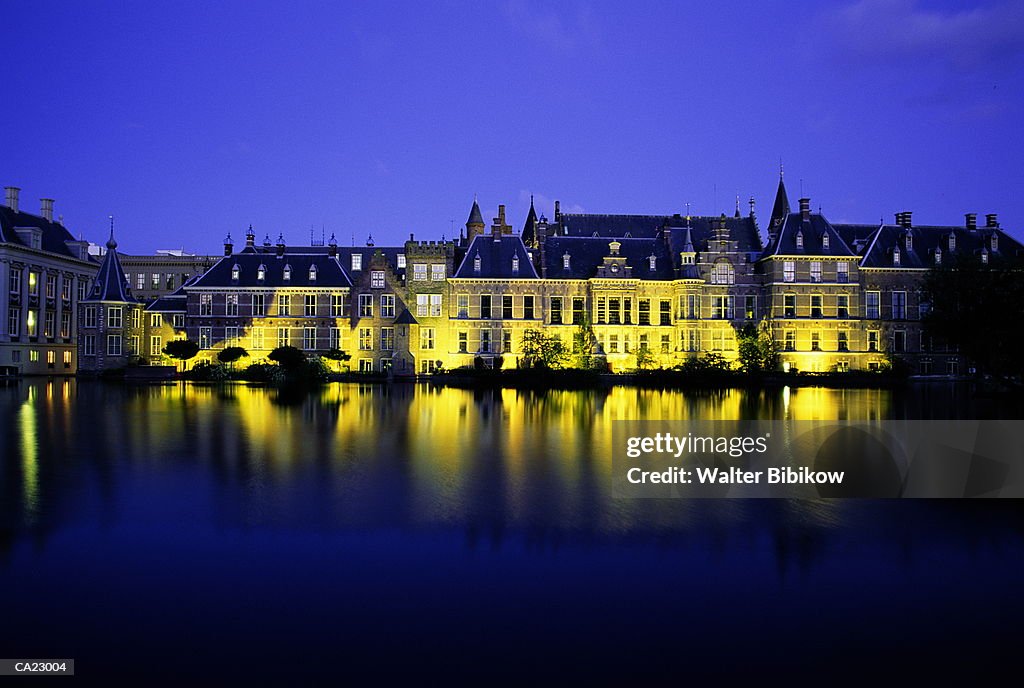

[1,186,96,376]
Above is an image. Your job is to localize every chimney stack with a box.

[328,233,338,258]
[985,213,998,228]
[799,197,810,220]
[554,200,561,221]
[276,233,286,257]
[40,198,54,221]
[224,233,234,256]
[902,211,912,228]
[4,186,20,212]
[965,213,977,230]
[245,225,255,248]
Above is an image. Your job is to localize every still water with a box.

[1,380,1022,682]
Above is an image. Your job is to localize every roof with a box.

[393,309,418,325]
[556,213,763,251]
[453,235,539,278]
[762,212,857,258]
[856,224,1023,269]
[467,199,484,226]
[543,236,676,280]
[522,197,538,246]
[0,204,90,260]
[769,176,790,228]
[146,281,191,312]
[189,252,352,288]
[83,233,138,303]
[335,246,406,275]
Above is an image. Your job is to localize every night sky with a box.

[4,0,1022,253]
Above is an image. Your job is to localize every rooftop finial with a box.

[107,215,117,250]
[780,159,784,179]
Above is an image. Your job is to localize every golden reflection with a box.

[19,398,39,524]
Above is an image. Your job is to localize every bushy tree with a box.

[634,344,655,371]
[268,345,307,371]
[163,339,200,370]
[217,346,249,367]
[519,329,568,369]
[735,319,780,374]
[571,320,597,369]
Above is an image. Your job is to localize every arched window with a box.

[257,264,266,281]
[309,265,317,281]
[795,231,804,250]
[473,254,481,272]
[710,259,734,285]
[563,253,571,269]
[892,247,901,266]
[231,264,240,281]
[512,256,519,273]
[649,254,657,270]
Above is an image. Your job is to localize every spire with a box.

[769,171,791,230]
[466,197,485,242]
[85,215,136,303]
[522,194,539,248]
[106,215,117,250]
[681,225,695,253]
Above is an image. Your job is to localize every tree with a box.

[519,328,568,369]
[735,318,780,374]
[217,346,249,368]
[634,344,655,371]
[922,253,1024,379]
[268,345,307,371]
[321,348,352,372]
[572,320,597,369]
[163,339,200,370]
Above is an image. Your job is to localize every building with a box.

[1,186,97,376]
[119,249,219,303]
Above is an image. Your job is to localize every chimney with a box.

[491,204,510,237]
[276,233,286,258]
[554,200,561,221]
[902,211,912,228]
[245,225,255,248]
[40,198,54,221]
[799,197,810,220]
[4,186,20,212]
[965,213,977,230]
[986,213,998,228]
[328,233,338,258]
[224,233,234,256]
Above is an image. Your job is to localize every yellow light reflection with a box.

[19,400,39,524]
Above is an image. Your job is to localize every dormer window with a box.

[563,253,571,269]
[892,247,901,266]
[473,254,481,273]
[283,264,292,281]
[981,249,989,265]
[309,265,317,281]
[649,254,657,270]
[511,256,519,273]
[822,234,830,250]
[795,231,804,249]
[257,264,266,281]
[231,264,240,281]
[351,254,362,271]
[949,233,956,252]
[905,232,913,251]
[934,248,942,265]
[991,234,999,252]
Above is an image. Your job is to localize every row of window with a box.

[132,272,191,291]
[781,260,850,283]
[6,309,74,338]
[7,349,73,367]
[8,271,87,301]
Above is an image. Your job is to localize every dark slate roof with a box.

[453,235,539,278]
[858,224,1024,269]
[146,281,191,312]
[542,236,676,280]
[762,212,857,258]
[467,199,484,226]
[393,309,418,325]
[556,213,763,251]
[83,235,138,303]
[335,246,407,275]
[832,223,880,255]
[521,197,538,246]
[769,176,790,227]
[189,252,352,288]
[0,205,88,259]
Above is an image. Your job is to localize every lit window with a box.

[397,254,406,268]
[231,264,240,281]
[649,255,657,270]
[563,253,571,269]
[351,254,362,271]
[810,261,822,283]
[257,264,266,281]
[283,264,292,281]
[417,294,429,318]
[473,255,481,272]
[892,247,901,266]
[431,264,445,281]
[710,260,734,285]
[309,265,317,281]
[795,231,804,250]
[28,271,38,295]
[783,261,795,283]
[371,270,385,289]
[413,264,428,281]
[512,256,519,273]
[381,294,395,318]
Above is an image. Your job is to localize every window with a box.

[837,261,849,283]
[331,294,344,317]
[200,294,213,316]
[151,273,160,289]
[309,266,318,282]
[837,295,849,319]
[84,335,95,356]
[795,231,804,250]
[28,349,38,362]
[473,255,481,273]
[949,234,956,252]
[107,334,122,356]
[166,274,175,290]
[512,256,520,273]
[131,309,140,329]
[304,294,317,317]
[371,270,385,289]
[783,261,795,283]
[430,294,442,317]
[893,330,906,353]
[661,334,670,354]
[199,327,211,349]
[225,326,239,345]
[84,306,97,329]
[278,294,290,315]
[420,327,435,350]
[417,294,430,318]
[78,280,88,301]
[480,330,491,353]
[649,255,657,270]
[328,328,340,350]
[810,261,822,283]
[61,311,71,338]
[431,264,445,281]
[252,327,264,349]
[609,334,619,353]
[360,359,374,373]
[865,291,880,319]
[251,294,265,317]
[226,294,239,317]
[351,254,362,271]
[892,247,901,266]
[712,296,734,320]
[397,254,406,269]
[811,294,823,318]
[10,270,21,294]
[47,350,55,368]
[638,299,650,325]
[868,330,879,352]
[380,327,394,351]
[503,330,513,353]
[892,291,906,320]
[27,310,37,336]
[711,260,735,285]
[811,332,821,351]
[28,271,39,295]
[173,314,185,329]
[412,264,428,281]
[784,294,796,318]
[277,327,290,348]
[359,327,372,350]
[457,294,469,318]
[947,360,959,376]
[62,277,74,299]
[150,313,161,327]
[381,294,395,318]
[359,294,373,317]
[687,329,701,352]
[63,350,72,367]
[108,307,123,328]
[934,249,942,265]
[283,264,292,281]
[660,300,671,326]
[596,297,606,324]
[784,330,796,351]
[572,298,585,325]
[46,274,56,299]
[838,331,849,352]
[8,309,20,337]
[44,311,55,338]
[303,327,316,350]
[563,253,571,269]
[231,264,240,281]
[687,295,698,320]
[550,297,562,324]
[480,295,491,319]
[822,234,830,250]
[257,264,266,281]
[919,300,931,319]
[503,295,514,319]
[458,331,468,353]
[608,298,621,325]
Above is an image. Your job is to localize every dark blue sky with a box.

[4,0,1023,253]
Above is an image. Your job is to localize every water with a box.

[1,380,1022,682]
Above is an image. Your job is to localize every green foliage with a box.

[519,328,568,369]
[922,253,1024,379]
[240,362,286,384]
[676,352,733,374]
[735,319,780,374]
[185,361,230,381]
[634,344,655,371]
[217,346,249,365]
[163,339,200,364]
[572,320,597,369]
[268,345,307,371]
[321,348,352,362]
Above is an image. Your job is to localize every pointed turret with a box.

[466,197,485,242]
[769,168,790,233]
[522,195,539,248]
[84,218,137,303]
